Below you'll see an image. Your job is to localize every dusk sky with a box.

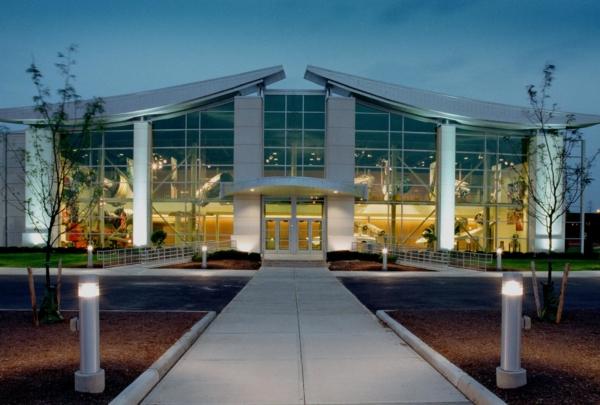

[1,0,599,209]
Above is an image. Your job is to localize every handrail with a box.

[352,242,492,271]
[97,240,236,268]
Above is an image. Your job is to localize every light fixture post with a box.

[382,247,388,271]
[87,244,94,269]
[201,245,208,269]
[496,272,527,389]
[496,247,503,271]
[75,274,104,393]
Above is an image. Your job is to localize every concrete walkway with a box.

[143,266,469,405]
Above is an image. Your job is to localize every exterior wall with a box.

[326,96,355,251]
[0,132,25,246]
[22,128,53,246]
[435,124,456,250]
[133,121,152,246]
[232,96,262,252]
[533,132,566,252]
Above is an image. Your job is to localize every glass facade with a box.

[63,124,135,248]
[354,102,437,248]
[56,90,532,253]
[353,101,532,252]
[454,128,530,252]
[151,101,234,245]
[263,93,326,178]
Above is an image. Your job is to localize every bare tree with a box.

[515,64,598,319]
[10,45,104,323]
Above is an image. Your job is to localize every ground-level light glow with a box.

[502,280,523,296]
[78,283,100,298]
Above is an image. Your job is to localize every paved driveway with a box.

[339,275,600,312]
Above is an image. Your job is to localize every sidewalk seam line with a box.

[294,269,307,405]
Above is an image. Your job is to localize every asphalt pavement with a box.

[0,275,249,312]
[339,275,600,312]
[1,272,598,313]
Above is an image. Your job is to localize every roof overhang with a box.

[0,66,286,125]
[305,65,600,131]
[220,177,366,198]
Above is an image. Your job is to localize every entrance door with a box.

[297,219,322,252]
[264,218,290,252]
[263,197,324,256]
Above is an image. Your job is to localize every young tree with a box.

[18,45,104,322]
[518,64,598,319]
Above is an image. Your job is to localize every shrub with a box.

[327,250,381,262]
[150,230,167,247]
[192,249,261,262]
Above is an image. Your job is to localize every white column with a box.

[326,96,355,251]
[533,132,565,252]
[232,96,262,252]
[133,121,151,246]
[327,195,354,251]
[22,127,53,246]
[436,124,456,251]
[326,96,355,183]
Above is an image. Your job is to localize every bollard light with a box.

[75,275,105,393]
[496,247,503,271]
[87,244,94,269]
[382,247,389,271]
[496,272,527,389]
[201,245,208,269]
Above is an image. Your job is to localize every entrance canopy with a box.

[221,176,366,198]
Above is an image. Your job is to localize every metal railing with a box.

[352,242,492,271]
[97,240,236,268]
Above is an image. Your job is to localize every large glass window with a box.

[354,101,437,203]
[353,101,533,253]
[455,129,531,252]
[151,101,235,244]
[62,125,135,248]
[263,93,325,178]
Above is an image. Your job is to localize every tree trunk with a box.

[547,230,553,284]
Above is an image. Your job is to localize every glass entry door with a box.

[265,218,290,252]
[298,219,322,252]
[263,197,324,255]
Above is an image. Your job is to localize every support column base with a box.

[496,366,526,389]
[75,368,105,393]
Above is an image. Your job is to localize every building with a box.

[1,66,599,258]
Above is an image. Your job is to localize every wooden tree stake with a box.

[556,263,571,324]
[57,258,63,310]
[26,267,39,326]
[531,260,542,318]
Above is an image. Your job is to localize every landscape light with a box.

[496,247,503,271]
[78,282,100,298]
[382,247,389,271]
[75,275,104,393]
[87,244,94,269]
[201,245,208,269]
[497,273,527,389]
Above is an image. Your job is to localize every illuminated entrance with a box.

[263,197,323,257]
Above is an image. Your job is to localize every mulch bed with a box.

[389,309,600,404]
[328,260,431,272]
[165,259,260,270]
[0,310,205,404]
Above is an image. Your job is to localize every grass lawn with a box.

[498,257,600,271]
[0,252,96,268]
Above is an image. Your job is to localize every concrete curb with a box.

[376,310,506,405]
[109,311,217,405]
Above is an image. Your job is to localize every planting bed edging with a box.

[376,310,505,405]
[109,311,216,405]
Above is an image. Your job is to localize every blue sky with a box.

[1,0,599,209]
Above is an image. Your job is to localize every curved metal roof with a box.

[305,65,600,130]
[0,66,285,124]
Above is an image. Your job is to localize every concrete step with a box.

[261,259,327,268]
